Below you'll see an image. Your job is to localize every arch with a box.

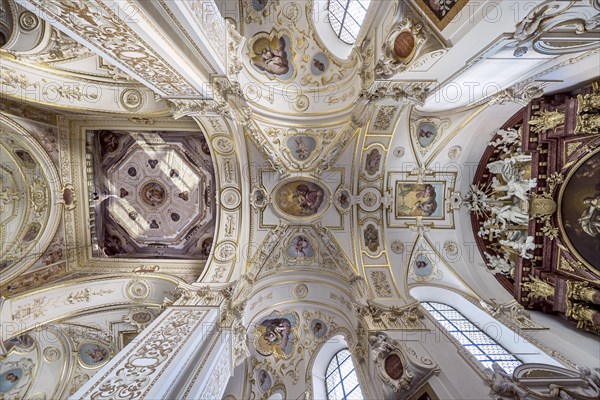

[311,334,350,400]
[411,286,564,370]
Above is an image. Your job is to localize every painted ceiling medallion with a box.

[272,179,329,220]
[139,181,167,208]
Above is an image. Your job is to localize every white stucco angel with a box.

[487,152,532,183]
[484,252,515,275]
[491,176,537,203]
[490,128,520,151]
[490,204,530,228]
[499,235,535,259]
[487,363,532,400]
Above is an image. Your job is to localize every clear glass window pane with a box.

[421,302,522,373]
[327,0,370,44]
[326,349,364,400]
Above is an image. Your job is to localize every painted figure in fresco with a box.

[418,128,435,139]
[414,198,438,217]
[364,224,379,252]
[313,58,325,72]
[312,321,324,337]
[85,345,108,364]
[578,195,600,237]
[339,191,350,208]
[144,185,165,207]
[103,234,124,256]
[254,37,289,75]
[295,137,309,159]
[413,184,438,217]
[416,260,428,269]
[3,335,34,351]
[415,184,435,200]
[260,318,292,352]
[292,184,324,215]
[366,149,382,175]
[5,373,18,383]
[259,370,268,386]
[294,237,310,257]
[15,150,37,168]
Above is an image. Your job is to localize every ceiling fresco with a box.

[0,0,599,398]
[88,130,215,259]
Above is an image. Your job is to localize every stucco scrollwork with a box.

[82,309,209,399]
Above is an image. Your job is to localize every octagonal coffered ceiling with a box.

[89,130,215,259]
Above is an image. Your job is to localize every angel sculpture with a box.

[490,204,530,228]
[492,176,537,203]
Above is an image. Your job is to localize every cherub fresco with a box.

[396,182,444,218]
[252,37,289,76]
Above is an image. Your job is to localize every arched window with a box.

[325,348,364,400]
[327,0,370,45]
[422,302,522,373]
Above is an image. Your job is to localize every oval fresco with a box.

[417,122,437,148]
[257,369,272,392]
[337,190,351,209]
[310,52,329,75]
[287,235,314,258]
[79,343,110,367]
[559,149,600,271]
[309,319,328,340]
[365,148,382,176]
[286,136,316,161]
[363,224,380,253]
[0,368,22,393]
[414,254,433,277]
[273,180,328,218]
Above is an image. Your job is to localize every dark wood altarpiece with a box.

[471,82,600,335]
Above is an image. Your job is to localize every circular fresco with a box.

[139,181,167,208]
[79,343,110,367]
[559,149,600,271]
[273,179,328,219]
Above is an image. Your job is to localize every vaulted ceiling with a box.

[0,0,598,397]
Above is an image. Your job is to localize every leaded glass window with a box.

[327,0,370,44]
[421,302,522,374]
[325,349,364,400]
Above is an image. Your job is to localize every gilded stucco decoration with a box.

[0,114,62,284]
[19,0,200,96]
[369,332,438,398]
